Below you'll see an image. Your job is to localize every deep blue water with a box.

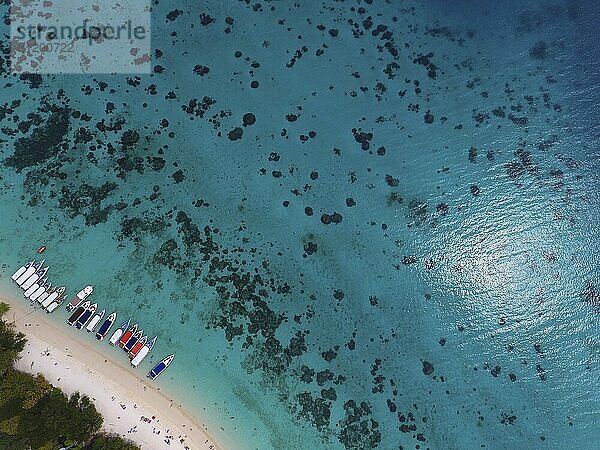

[1,1,599,449]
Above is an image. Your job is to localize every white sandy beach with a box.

[1,293,221,450]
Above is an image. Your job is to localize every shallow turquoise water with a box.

[1,1,599,449]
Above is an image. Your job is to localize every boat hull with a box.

[29,285,48,302]
[21,269,46,291]
[15,267,36,285]
[66,297,84,312]
[37,291,51,305]
[46,301,60,313]
[123,331,142,352]
[11,262,31,281]
[75,310,94,329]
[131,346,150,367]
[24,281,42,298]
[129,337,147,359]
[86,314,103,332]
[109,329,124,346]
[66,286,93,311]
[95,315,116,340]
[67,306,86,326]
[41,292,58,308]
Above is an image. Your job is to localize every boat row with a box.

[11,260,66,313]
[12,258,174,378]
[66,299,158,367]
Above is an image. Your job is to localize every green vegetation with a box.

[0,303,139,450]
[84,433,141,450]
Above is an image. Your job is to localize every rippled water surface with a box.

[1,1,599,449]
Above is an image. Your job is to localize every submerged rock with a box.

[228,127,243,141]
[242,112,256,126]
[321,212,343,224]
[422,360,434,375]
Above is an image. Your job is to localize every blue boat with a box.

[75,303,97,329]
[148,354,174,380]
[67,301,90,326]
[96,312,117,340]
[123,329,143,352]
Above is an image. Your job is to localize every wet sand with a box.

[1,293,221,450]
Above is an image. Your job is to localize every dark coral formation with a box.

[4,106,70,171]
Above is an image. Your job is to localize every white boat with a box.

[41,286,65,308]
[109,318,131,346]
[46,294,66,314]
[20,266,49,291]
[131,336,157,368]
[66,286,94,312]
[29,280,51,302]
[12,260,34,281]
[37,286,53,305]
[24,277,47,298]
[15,260,44,286]
[85,309,105,332]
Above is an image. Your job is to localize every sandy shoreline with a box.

[1,292,221,450]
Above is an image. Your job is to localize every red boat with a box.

[129,336,148,359]
[118,323,138,348]
[37,246,46,254]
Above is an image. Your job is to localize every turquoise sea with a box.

[1,0,599,448]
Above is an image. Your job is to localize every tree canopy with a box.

[0,308,139,449]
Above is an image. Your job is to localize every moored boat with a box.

[67,300,90,326]
[131,336,156,367]
[41,286,65,308]
[46,294,66,314]
[75,302,97,329]
[123,329,143,352]
[86,309,105,332]
[37,286,54,306]
[19,264,48,290]
[96,312,117,340]
[12,260,34,281]
[118,323,138,348]
[14,260,42,285]
[128,335,147,359]
[66,286,94,312]
[29,280,50,302]
[148,354,175,380]
[109,318,131,346]
[24,277,47,299]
